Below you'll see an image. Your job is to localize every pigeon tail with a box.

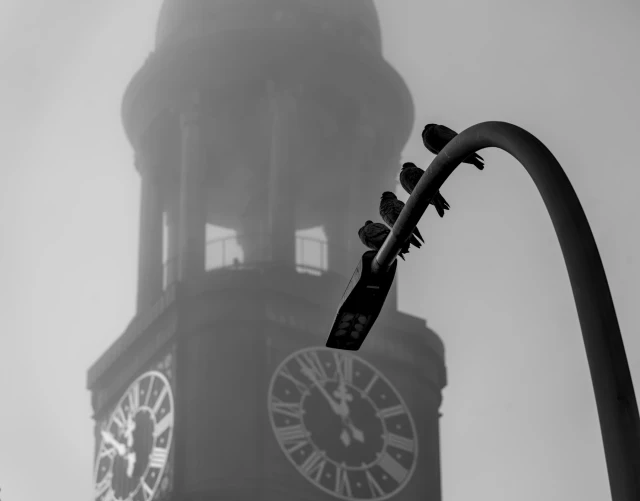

[408,235,422,249]
[413,226,425,243]
[465,153,485,170]
[433,192,450,218]
[398,241,411,260]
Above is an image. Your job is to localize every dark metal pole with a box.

[372,121,640,501]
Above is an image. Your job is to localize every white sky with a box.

[1,1,639,500]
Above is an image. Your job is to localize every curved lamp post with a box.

[326,121,640,501]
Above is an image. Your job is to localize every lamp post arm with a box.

[372,121,640,501]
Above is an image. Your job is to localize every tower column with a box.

[348,122,379,257]
[237,99,270,266]
[165,189,179,287]
[178,93,208,283]
[323,122,378,277]
[324,121,379,277]
[266,81,298,267]
[136,153,164,312]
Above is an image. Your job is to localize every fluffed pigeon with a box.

[422,123,485,170]
[399,162,450,217]
[358,220,411,261]
[379,192,425,245]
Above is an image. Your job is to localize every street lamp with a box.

[325,250,397,351]
[325,121,640,501]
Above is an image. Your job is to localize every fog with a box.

[1,1,639,500]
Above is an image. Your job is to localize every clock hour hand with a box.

[300,367,348,416]
[101,430,126,456]
[338,418,364,446]
[340,428,351,447]
[344,418,365,443]
[125,451,137,477]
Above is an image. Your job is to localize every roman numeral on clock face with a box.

[271,396,303,419]
[278,365,309,393]
[297,351,328,382]
[154,412,173,438]
[365,470,385,497]
[378,452,409,484]
[99,445,117,459]
[148,446,168,468]
[386,433,415,453]
[143,375,154,406]
[335,467,353,497]
[127,381,140,412]
[112,406,126,429]
[300,450,326,482]
[141,480,154,500]
[333,352,354,383]
[101,490,116,501]
[363,374,379,395]
[275,424,308,445]
[377,404,406,419]
[152,386,169,414]
[94,473,112,496]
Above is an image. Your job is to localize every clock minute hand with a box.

[300,367,347,416]
[333,381,354,415]
[332,383,364,442]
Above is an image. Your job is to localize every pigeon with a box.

[422,123,485,170]
[379,192,425,246]
[399,162,451,217]
[358,220,411,261]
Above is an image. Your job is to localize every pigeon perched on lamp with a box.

[422,123,485,170]
[357,220,413,261]
[399,162,450,217]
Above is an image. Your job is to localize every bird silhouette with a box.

[422,123,485,170]
[379,191,425,246]
[399,162,450,217]
[358,220,411,261]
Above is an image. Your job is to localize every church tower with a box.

[87,2,447,501]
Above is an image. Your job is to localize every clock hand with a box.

[125,451,137,477]
[338,418,364,445]
[343,419,365,443]
[124,413,136,448]
[299,371,364,443]
[333,380,354,417]
[101,430,127,456]
[340,428,352,447]
[300,367,348,416]
[329,377,364,442]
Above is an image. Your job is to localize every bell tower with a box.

[87,2,447,501]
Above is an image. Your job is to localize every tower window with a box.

[194,225,331,275]
[205,225,243,271]
[296,227,328,275]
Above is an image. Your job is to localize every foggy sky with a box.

[1,1,639,501]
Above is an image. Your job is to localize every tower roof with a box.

[156,0,382,50]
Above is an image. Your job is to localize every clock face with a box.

[268,347,418,500]
[93,370,174,501]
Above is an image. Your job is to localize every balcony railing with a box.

[162,233,334,289]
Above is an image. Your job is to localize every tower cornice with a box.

[121,20,414,159]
